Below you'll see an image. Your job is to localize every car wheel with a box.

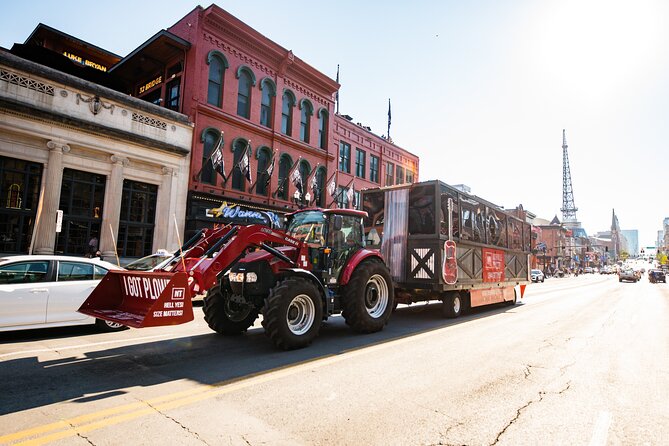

[95,318,127,332]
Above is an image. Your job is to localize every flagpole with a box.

[304,163,320,205]
[335,64,340,115]
[387,98,391,140]
[194,130,224,181]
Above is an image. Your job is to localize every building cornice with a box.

[0,96,189,156]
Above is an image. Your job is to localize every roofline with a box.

[109,29,191,73]
[25,23,122,59]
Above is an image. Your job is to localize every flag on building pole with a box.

[264,153,275,187]
[210,132,226,181]
[327,175,337,198]
[290,167,303,194]
[310,170,319,204]
[239,140,252,183]
[387,98,391,140]
[346,183,355,208]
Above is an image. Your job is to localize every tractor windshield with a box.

[286,211,327,247]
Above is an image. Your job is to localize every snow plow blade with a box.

[78,271,194,328]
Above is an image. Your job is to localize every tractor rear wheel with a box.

[342,260,394,333]
[203,283,258,335]
[262,277,323,350]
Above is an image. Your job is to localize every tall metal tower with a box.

[560,129,578,223]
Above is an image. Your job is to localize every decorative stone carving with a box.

[46,141,71,153]
[76,93,115,115]
[162,166,175,176]
[110,154,129,166]
[60,90,68,97]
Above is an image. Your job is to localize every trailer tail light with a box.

[78,271,194,328]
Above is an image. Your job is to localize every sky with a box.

[2,0,668,248]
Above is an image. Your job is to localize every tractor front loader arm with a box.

[79,224,305,328]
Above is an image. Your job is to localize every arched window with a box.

[277,155,292,200]
[206,51,228,107]
[299,99,313,144]
[260,78,276,128]
[236,66,255,119]
[231,138,250,191]
[200,128,221,185]
[318,108,328,150]
[281,90,295,136]
[255,147,272,196]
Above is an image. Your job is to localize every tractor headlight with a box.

[229,273,244,282]
[245,272,257,283]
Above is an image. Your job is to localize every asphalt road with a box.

[1,273,667,445]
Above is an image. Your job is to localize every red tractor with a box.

[79,208,394,350]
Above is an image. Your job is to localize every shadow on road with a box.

[0,301,521,415]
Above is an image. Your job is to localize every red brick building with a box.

[113,4,419,235]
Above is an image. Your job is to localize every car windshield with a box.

[126,255,169,271]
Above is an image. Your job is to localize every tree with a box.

[619,251,629,261]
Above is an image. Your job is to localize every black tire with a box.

[541,277,545,283]
[341,260,394,333]
[442,292,463,318]
[95,318,127,332]
[203,283,258,335]
[262,277,323,350]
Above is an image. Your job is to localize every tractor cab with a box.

[285,209,367,282]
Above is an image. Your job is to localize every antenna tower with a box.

[560,129,578,222]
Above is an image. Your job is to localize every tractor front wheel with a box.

[342,260,394,333]
[262,277,323,350]
[203,283,258,335]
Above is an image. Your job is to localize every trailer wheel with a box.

[262,277,323,350]
[442,292,463,318]
[203,284,258,335]
[342,260,394,333]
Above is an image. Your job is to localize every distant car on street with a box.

[584,267,594,274]
[618,269,638,283]
[531,269,545,283]
[648,269,666,283]
[0,255,127,332]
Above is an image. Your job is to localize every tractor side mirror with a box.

[333,215,343,231]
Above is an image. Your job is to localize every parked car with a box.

[0,255,127,332]
[618,268,638,283]
[648,269,666,283]
[125,249,172,271]
[531,269,545,282]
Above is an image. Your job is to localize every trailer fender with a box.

[339,250,386,287]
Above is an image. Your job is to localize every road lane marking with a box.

[588,411,612,446]
[2,321,467,445]
[0,334,174,360]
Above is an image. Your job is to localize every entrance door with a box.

[56,169,106,256]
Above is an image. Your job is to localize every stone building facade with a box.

[0,49,192,259]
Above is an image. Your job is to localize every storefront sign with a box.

[139,76,163,94]
[206,202,281,228]
[62,52,107,72]
[55,210,63,233]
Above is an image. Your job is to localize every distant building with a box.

[621,229,639,256]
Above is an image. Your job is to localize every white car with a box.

[0,255,127,332]
[531,269,545,283]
